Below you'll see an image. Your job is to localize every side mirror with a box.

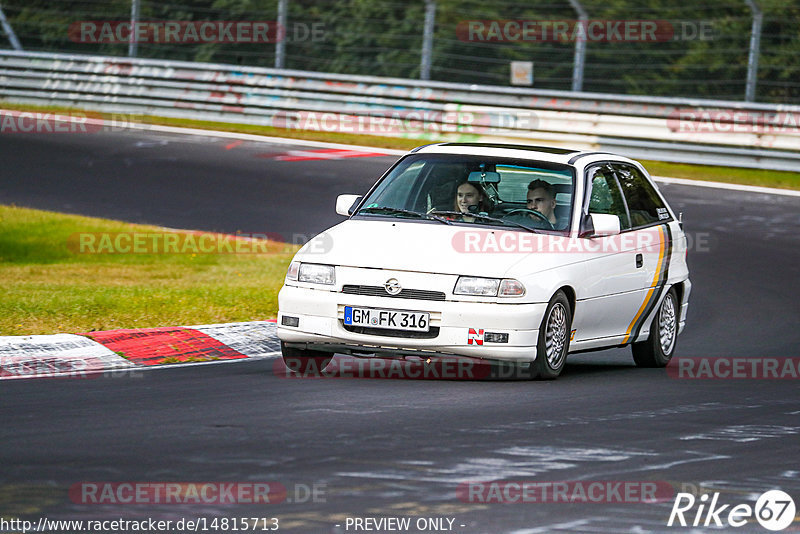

[336,194,362,216]
[581,213,621,237]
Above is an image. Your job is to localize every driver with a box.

[526,179,560,227]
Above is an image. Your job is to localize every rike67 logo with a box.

[668,490,795,531]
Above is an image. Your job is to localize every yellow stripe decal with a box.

[623,226,667,344]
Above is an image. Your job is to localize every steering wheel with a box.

[503,208,555,230]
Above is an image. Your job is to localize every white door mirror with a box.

[336,194,362,216]
[587,213,621,237]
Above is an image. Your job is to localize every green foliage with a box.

[1,0,799,102]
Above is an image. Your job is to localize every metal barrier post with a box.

[568,0,587,92]
[0,3,22,51]
[420,0,436,80]
[275,0,288,69]
[744,0,762,102]
[128,0,140,57]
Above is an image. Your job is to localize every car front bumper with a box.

[277,284,548,362]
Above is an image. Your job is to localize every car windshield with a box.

[355,153,575,232]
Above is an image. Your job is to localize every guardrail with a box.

[1,50,799,171]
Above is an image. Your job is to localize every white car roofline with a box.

[412,142,631,167]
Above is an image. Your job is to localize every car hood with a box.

[294,218,586,278]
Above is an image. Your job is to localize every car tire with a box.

[281,341,332,376]
[632,287,679,368]
[533,290,572,380]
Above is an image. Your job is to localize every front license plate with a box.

[344,306,430,332]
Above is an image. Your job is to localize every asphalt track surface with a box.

[2,128,800,533]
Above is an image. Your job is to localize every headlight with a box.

[454,276,525,297]
[286,261,300,281]
[298,263,335,285]
[454,276,500,296]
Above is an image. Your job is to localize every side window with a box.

[614,165,671,228]
[587,167,631,230]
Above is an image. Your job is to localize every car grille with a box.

[343,324,440,339]
[341,285,446,301]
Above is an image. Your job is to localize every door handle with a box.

[636,253,643,268]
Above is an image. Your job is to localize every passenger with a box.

[454,182,490,215]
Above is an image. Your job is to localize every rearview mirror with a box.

[336,194,362,216]
[467,171,501,184]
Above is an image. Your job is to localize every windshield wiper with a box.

[359,206,451,225]
[429,210,540,234]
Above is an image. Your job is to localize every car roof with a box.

[412,142,618,166]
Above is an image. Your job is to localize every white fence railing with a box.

[1,50,799,170]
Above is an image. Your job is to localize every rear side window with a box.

[614,165,671,227]
[587,167,631,230]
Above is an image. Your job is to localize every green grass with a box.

[3,101,799,190]
[0,205,294,335]
[642,160,800,190]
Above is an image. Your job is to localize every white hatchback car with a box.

[277,143,691,379]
